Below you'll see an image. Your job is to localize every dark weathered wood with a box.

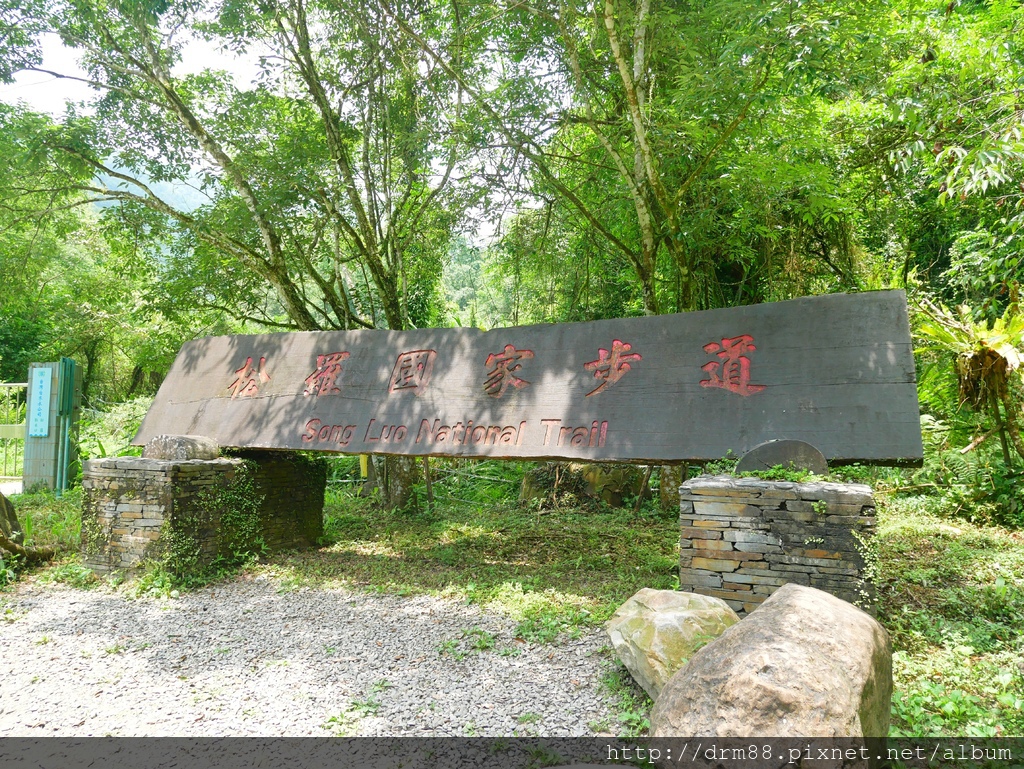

[133,290,923,464]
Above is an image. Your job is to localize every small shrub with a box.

[38,560,97,589]
[0,555,17,587]
[76,397,152,464]
[599,661,652,737]
[10,488,82,551]
[133,562,176,598]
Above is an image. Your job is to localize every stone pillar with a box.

[81,457,240,574]
[679,475,875,615]
[81,452,326,576]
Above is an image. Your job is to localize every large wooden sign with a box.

[133,290,923,463]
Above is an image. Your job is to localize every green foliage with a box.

[702,453,738,476]
[161,459,266,587]
[7,488,82,552]
[875,497,1024,736]
[913,440,1024,529]
[216,463,268,565]
[598,662,652,738]
[0,489,82,586]
[77,397,153,463]
[736,464,821,483]
[0,107,218,399]
[1,0,477,334]
[37,560,97,589]
[0,554,17,587]
[436,626,506,659]
[133,562,178,599]
[0,0,1020,344]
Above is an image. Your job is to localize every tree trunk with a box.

[0,493,56,564]
[659,464,684,510]
[1,492,22,542]
[379,455,420,512]
[998,385,1024,463]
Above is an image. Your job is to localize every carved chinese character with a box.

[303,351,350,396]
[228,356,271,398]
[483,344,534,398]
[700,335,766,396]
[389,349,437,395]
[583,339,641,396]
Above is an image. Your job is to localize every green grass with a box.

[37,559,97,589]
[597,659,653,737]
[2,488,84,587]
[6,460,1024,738]
[8,488,82,551]
[873,493,1024,737]
[259,477,680,641]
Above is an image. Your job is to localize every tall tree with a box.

[2,0,475,332]
[388,0,888,314]
[0,105,220,398]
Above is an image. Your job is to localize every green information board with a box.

[28,366,51,438]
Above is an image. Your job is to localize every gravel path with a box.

[0,574,618,737]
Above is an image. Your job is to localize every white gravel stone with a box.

[0,576,618,737]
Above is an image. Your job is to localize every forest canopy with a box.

[0,0,1022,399]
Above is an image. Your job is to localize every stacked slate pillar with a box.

[81,444,326,576]
[679,475,875,615]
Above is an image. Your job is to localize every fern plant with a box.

[917,295,1024,464]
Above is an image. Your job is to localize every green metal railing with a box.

[0,382,27,480]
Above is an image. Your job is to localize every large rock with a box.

[651,583,892,739]
[519,463,642,507]
[606,588,739,699]
[143,434,220,461]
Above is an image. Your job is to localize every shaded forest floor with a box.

[4,465,1024,737]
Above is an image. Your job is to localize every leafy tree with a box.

[880,0,1024,311]
[392,0,891,314]
[1,0,476,333]
[2,0,487,504]
[0,110,219,399]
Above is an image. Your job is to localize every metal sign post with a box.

[23,359,81,494]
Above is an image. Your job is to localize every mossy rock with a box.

[519,462,642,508]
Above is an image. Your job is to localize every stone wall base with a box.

[679,475,875,615]
[82,452,325,575]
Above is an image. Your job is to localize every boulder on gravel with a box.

[606,588,739,699]
[143,434,220,461]
[650,583,892,739]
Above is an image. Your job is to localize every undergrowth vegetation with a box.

[0,488,82,587]
[4,451,1024,736]
[76,397,151,466]
[873,493,1024,736]
[269,458,681,643]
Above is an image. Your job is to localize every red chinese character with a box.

[484,344,534,398]
[303,351,350,396]
[389,349,437,395]
[584,339,641,396]
[228,356,271,398]
[700,335,766,396]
